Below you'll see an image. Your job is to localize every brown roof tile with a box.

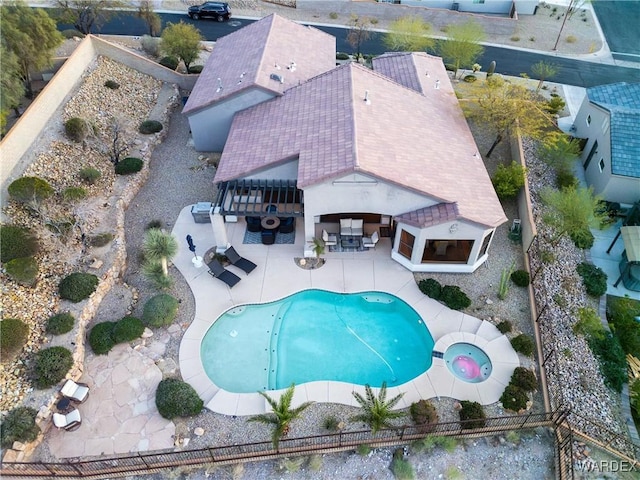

[396,203,460,228]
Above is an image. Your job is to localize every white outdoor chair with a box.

[362,231,379,249]
[322,229,338,246]
[52,408,82,431]
[60,379,90,403]
[340,218,352,236]
[351,219,364,237]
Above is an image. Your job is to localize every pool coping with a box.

[173,205,520,416]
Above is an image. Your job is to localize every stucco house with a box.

[573,82,640,205]
[393,0,539,15]
[187,15,506,273]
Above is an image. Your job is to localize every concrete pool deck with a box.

[174,205,520,415]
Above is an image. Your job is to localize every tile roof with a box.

[587,82,640,178]
[182,14,336,115]
[395,203,460,228]
[216,55,506,228]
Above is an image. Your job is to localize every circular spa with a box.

[200,290,435,393]
[443,343,492,383]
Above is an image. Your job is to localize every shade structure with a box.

[621,226,640,262]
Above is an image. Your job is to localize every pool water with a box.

[443,343,492,383]
[200,290,434,392]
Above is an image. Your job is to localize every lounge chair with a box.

[60,379,90,403]
[362,231,379,249]
[207,258,241,288]
[52,408,82,431]
[351,219,364,237]
[322,229,338,247]
[224,246,257,275]
[278,217,295,234]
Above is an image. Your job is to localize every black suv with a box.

[188,2,231,21]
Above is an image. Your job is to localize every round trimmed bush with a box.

[1,407,40,448]
[410,400,438,433]
[61,29,84,39]
[496,320,512,334]
[511,334,535,357]
[570,228,595,250]
[510,367,538,392]
[79,167,101,185]
[87,233,114,248]
[576,262,607,297]
[463,74,477,82]
[64,117,91,142]
[336,52,350,60]
[138,120,163,134]
[556,168,578,189]
[104,80,120,89]
[188,65,203,74]
[418,278,442,299]
[159,56,179,70]
[8,176,54,204]
[58,272,99,303]
[459,400,486,429]
[115,157,143,175]
[510,270,530,287]
[46,312,75,335]
[155,378,203,419]
[5,256,38,287]
[62,186,87,202]
[112,316,144,344]
[33,346,73,388]
[142,294,179,328]
[0,318,29,363]
[440,285,471,310]
[1,225,39,263]
[500,384,529,412]
[88,322,115,355]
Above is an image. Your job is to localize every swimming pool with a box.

[443,343,492,383]
[200,290,435,393]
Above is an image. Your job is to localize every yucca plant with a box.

[142,228,177,276]
[248,384,313,449]
[351,382,405,434]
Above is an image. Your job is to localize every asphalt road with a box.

[57,10,640,88]
[591,0,640,62]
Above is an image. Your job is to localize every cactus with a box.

[487,60,496,77]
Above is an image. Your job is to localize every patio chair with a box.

[261,229,275,245]
[246,216,262,233]
[340,218,352,236]
[60,379,90,403]
[223,246,257,275]
[52,408,82,431]
[351,219,364,237]
[278,217,295,234]
[322,229,338,247]
[362,231,379,249]
[207,258,241,288]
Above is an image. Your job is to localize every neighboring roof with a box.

[216,55,506,228]
[395,203,460,229]
[587,82,640,178]
[373,51,444,96]
[183,14,336,115]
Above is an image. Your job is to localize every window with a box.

[584,140,598,169]
[599,158,605,172]
[586,115,591,126]
[473,0,485,3]
[602,117,609,133]
[398,230,415,260]
[478,231,493,258]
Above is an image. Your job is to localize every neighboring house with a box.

[573,82,640,205]
[183,14,336,151]
[191,15,506,273]
[379,0,538,15]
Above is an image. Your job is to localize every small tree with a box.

[161,21,203,74]
[351,382,405,434]
[346,15,374,60]
[7,176,54,207]
[538,132,581,173]
[531,61,559,93]
[55,0,123,34]
[383,16,434,52]
[491,161,527,199]
[0,43,25,132]
[142,229,178,277]
[436,20,485,79]
[104,117,133,167]
[248,384,313,449]
[137,0,161,37]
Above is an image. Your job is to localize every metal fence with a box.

[1,410,564,479]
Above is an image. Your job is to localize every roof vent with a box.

[435,80,440,90]
[216,77,223,93]
[364,90,371,105]
[287,61,297,72]
[425,71,430,77]
[274,63,281,70]
[270,73,284,84]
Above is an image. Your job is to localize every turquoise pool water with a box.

[200,289,435,393]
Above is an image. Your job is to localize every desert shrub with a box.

[33,346,73,388]
[588,332,627,392]
[434,436,458,453]
[510,269,530,287]
[329,12,338,19]
[78,167,101,185]
[5,256,38,286]
[155,378,203,419]
[112,316,144,344]
[64,117,91,142]
[500,384,528,411]
[606,296,640,357]
[497,320,512,334]
[510,367,538,392]
[61,28,84,39]
[576,262,607,297]
[545,95,566,115]
[463,75,477,83]
[491,161,526,199]
[146,219,163,230]
[0,318,29,363]
[141,35,161,56]
[556,167,578,189]
[336,52,350,60]
[139,120,163,134]
[104,80,120,89]
[510,35,520,41]
[115,157,144,175]
[88,322,115,355]
[159,56,179,70]
[566,35,577,43]
[87,233,114,247]
[573,306,605,340]
[189,65,203,74]
[410,400,438,432]
[7,176,54,204]
[459,401,486,429]
[1,225,39,263]
[511,334,535,356]
[62,186,87,202]
[418,278,442,299]
[390,455,414,480]
[46,312,75,335]
[0,407,40,448]
[323,415,340,431]
[142,294,179,327]
[440,285,471,310]
[58,272,99,303]
[356,444,371,455]
[570,228,595,250]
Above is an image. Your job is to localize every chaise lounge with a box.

[207,258,241,288]
[223,246,257,275]
[52,408,82,431]
[60,379,90,403]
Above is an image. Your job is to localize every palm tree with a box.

[248,383,313,449]
[142,228,178,276]
[351,382,405,434]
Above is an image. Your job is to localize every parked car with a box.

[187,2,231,21]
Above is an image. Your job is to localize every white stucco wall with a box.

[400,0,517,15]
[187,88,276,152]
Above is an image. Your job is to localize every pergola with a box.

[213,179,304,217]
